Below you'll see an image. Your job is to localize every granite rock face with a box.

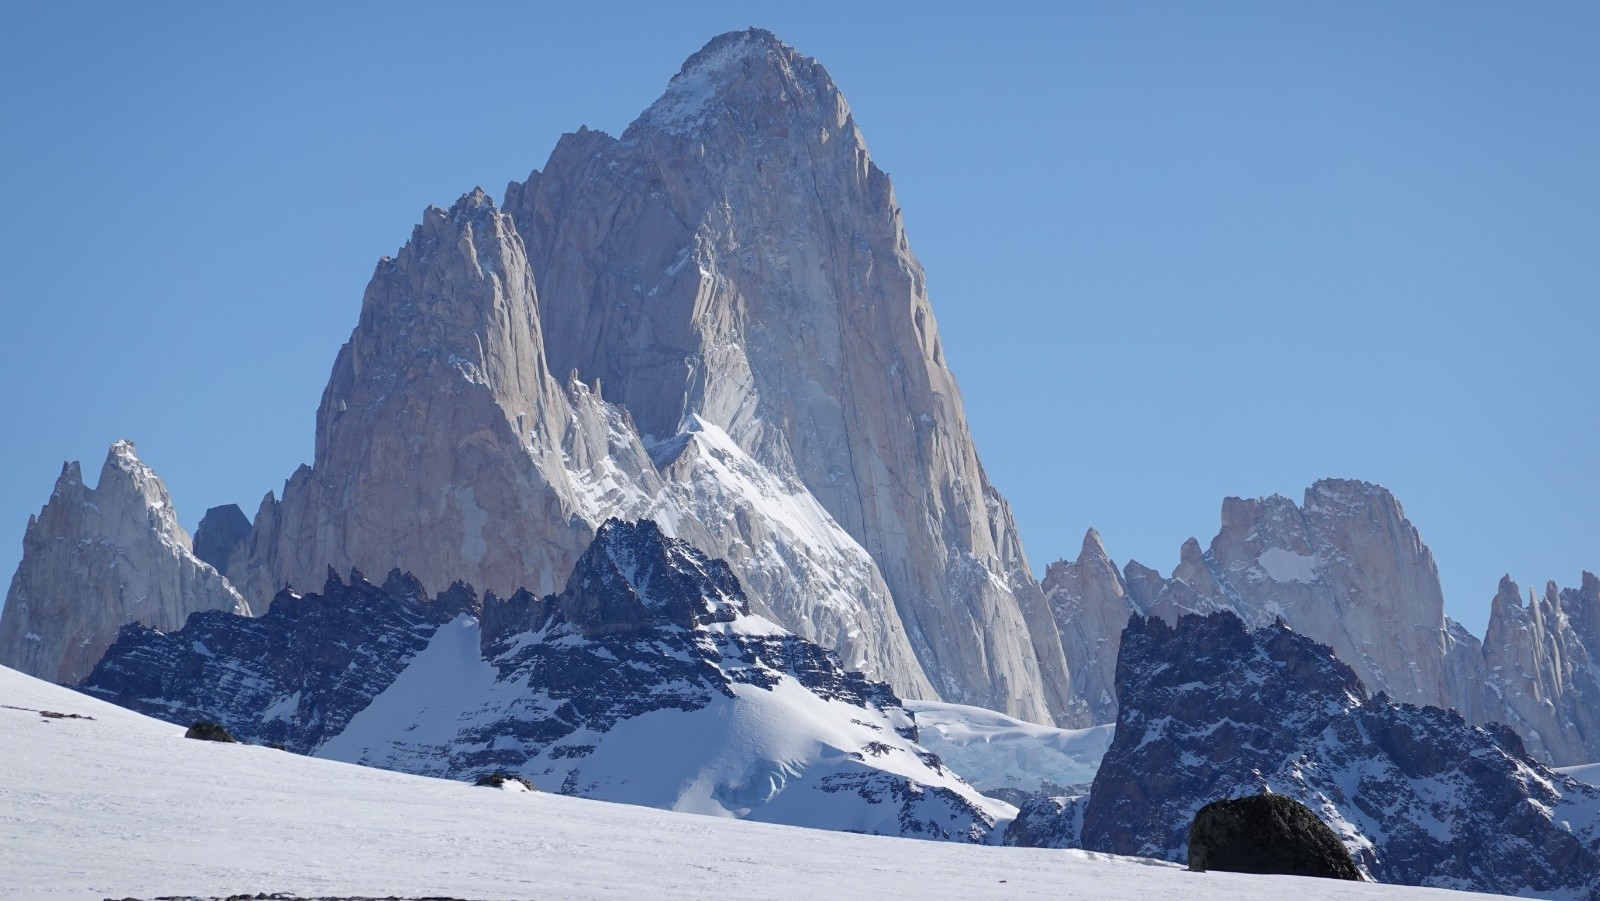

[1041,529,1135,723]
[1482,573,1600,765]
[0,441,249,684]
[1045,479,1600,765]
[84,520,1010,842]
[207,29,1063,716]
[505,28,1078,724]
[1145,480,1469,710]
[225,189,656,609]
[1015,611,1600,899]
[219,182,932,700]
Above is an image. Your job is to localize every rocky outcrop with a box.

[83,520,1011,842]
[0,441,249,684]
[1482,573,1600,765]
[1047,480,1600,765]
[1019,611,1600,899]
[1187,794,1363,880]
[1147,480,1470,710]
[82,565,472,753]
[505,28,1080,725]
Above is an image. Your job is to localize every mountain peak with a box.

[1078,528,1109,564]
[626,28,841,139]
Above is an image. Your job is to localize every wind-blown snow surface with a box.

[907,700,1114,796]
[1559,762,1600,785]
[0,666,1496,900]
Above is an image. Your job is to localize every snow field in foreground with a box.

[0,666,1496,900]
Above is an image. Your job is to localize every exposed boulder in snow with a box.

[1187,793,1362,881]
[0,441,250,684]
[183,721,236,743]
[83,520,1010,842]
[475,773,537,792]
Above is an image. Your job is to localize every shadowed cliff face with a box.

[506,28,1080,725]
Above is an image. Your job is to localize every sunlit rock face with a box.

[0,441,249,683]
[218,32,959,704]
[505,28,1080,724]
[1042,529,1135,724]
[226,189,660,612]
[1481,572,1600,765]
[1044,480,1600,767]
[1049,479,1493,721]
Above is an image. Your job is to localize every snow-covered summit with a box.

[627,27,844,138]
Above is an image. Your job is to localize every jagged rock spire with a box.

[0,441,248,683]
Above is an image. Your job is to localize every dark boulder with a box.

[474,772,537,792]
[1188,793,1361,881]
[184,720,236,743]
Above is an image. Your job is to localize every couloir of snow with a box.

[906,699,1114,795]
[0,665,1498,900]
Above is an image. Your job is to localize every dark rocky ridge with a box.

[80,519,1005,841]
[82,567,472,754]
[1010,611,1600,899]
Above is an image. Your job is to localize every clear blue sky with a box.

[2,2,1595,638]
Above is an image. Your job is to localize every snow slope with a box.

[1559,762,1600,785]
[82,520,1002,841]
[0,665,1496,900]
[907,699,1113,796]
